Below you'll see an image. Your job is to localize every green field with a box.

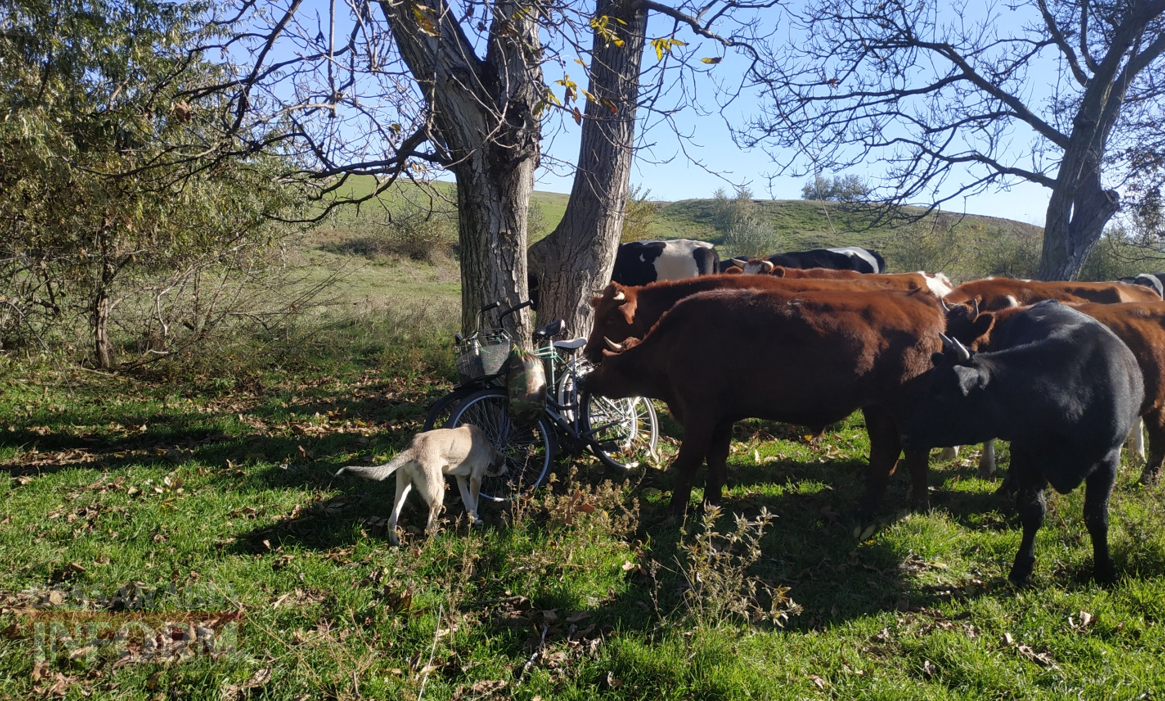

[3,199,1165,699]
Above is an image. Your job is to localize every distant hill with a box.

[324,177,1049,283]
[533,192,1045,282]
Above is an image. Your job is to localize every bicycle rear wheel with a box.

[580,388,660,471]
[445,389,555,501]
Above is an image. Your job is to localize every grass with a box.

[5,300,1165,699]
[4,216,1165,699]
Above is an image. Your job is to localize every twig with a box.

[517,623,549,684]
[416,604,443,701]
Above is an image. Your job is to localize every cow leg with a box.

[859,406,904,515]
[1138,410,1165,484]
[1126,418,1146,465]
[938,446,959,461]
[668,419,715,516]
[703,421,736,507]
[1084,451,1119,584]
[1008,450,1047,586]
[976,439,998,478]
[902,449,931,511]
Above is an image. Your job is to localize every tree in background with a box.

[801,174,871,203]
[619,184,661,243]
[223,0,777,341]
[744,0,1165,281]
[0,0,301,367]
[711,187,774,258]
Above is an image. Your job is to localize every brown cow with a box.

[944,277,1160,311]
[586,274,940,364]
[737,263,955,297]
[947,301,1165,485]
[585,287,945,516]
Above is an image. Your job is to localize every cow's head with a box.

[586,282,640,363]
[742,259,775,275]
[941,300,996,349]
[901,334,994,450]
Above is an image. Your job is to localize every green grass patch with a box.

[5,307,1165,699]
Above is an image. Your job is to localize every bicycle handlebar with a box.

[498,300,533,324]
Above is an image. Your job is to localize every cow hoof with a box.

[994,482,1018,499]
[1007,571,1034,588]
[1008,558,1035,587]
[1138,470,1159,486]
[1093,563,1118,586]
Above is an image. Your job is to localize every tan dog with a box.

[335,425,507,544]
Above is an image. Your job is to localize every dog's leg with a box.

[455,475,483,525]
[387,470,414,546]
[416,471,445,538]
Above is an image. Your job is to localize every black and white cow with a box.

[902,300,1144,585]
[612,240,719,286]
[760,246,886,274]
[1118,273,1165,299]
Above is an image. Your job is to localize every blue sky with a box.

[533,113,1053,226]
[527,2,1057,228]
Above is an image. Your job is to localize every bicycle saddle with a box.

[534,319,566,339]
[554,337,587,351]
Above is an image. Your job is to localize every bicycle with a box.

[427,301,660,502]
[421,300,529,432]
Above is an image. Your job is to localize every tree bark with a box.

[92,282,114,369]
[377,0,542,342]
[528,0,648,340]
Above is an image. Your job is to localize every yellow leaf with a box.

[701,56,723,64]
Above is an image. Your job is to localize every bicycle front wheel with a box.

[445,389,555,501]
[580,388,660,471]
[422,386,477,431]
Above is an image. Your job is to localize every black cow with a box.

[902,301,1144,584]
[1118,273,1165,299]
[612,240,719,286]
[756,246,886,274]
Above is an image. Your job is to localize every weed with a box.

[667,505,802,628]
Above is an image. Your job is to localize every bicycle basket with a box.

[456,334,512,383]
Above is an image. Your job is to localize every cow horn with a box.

[971,299,980,316]
[604,336,626,352]
[940,333,972,363]
[612,290,626,302]
[939,298,951,312]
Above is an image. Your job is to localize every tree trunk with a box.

[528,0,648,339]
[452,149,536,338]
[1038,170,1119,281]
[377,0,542,343]
[92,282,113,369]
[1035,4,1157,280]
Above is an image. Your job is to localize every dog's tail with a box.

[335,451,412,481]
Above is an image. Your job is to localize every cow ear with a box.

[970,312,996,345]
[589,295,602,309]
[953,365,986,396]
[771,266,786,278]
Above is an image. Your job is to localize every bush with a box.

[801,174,871,202]
[722,218,778,259]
